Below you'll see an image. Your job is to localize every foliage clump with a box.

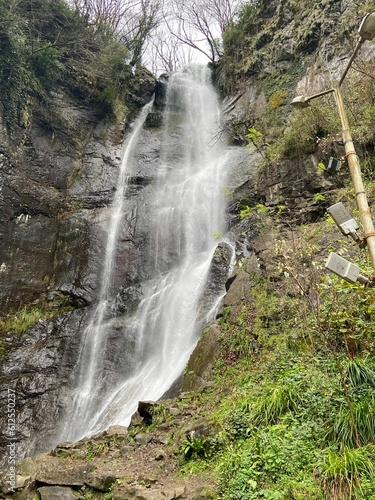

[0,292,74,339]
[0,0,149,130]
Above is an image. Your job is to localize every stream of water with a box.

[63,65,234,441]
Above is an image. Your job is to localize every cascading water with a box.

[63,65,234,441]
[61,101,154,440]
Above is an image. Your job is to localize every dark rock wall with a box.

[0,95,100,310]
[0,65,257,466]
[0,73,158,465]
[0,310,85,462]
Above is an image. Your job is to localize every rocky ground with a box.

[0,397,218,500]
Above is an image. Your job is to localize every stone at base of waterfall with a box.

[130,410,144,426]
[87,424,129,447]
[51,440,88,459]
[106,424,128,439]
[182,324,222,392]
[0,475,34,495]
[112,484,187,500]
[130,400,157,427]
[38,486,77,500]
[34,463,96,486]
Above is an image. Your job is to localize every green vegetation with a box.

[0,307,51,335]
[148,403,172,426]
[0,293,74,354]
[0,0,149,131]
[0,295,74,360]
[85,439,113,461]
[172,209,375,499]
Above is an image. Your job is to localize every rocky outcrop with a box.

[182,323,222,392]
[0,310,85,463]
[182,253,261,392]
[257,153,339,222]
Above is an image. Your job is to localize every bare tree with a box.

[71,0,132,33]
[70,0,163,66]
[69,0,242,70]
[145,27,196,74]
[165,0,242,65]
[120,0,164,66]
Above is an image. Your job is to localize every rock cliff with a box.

[0,66,159,463]
[0,61,255,464]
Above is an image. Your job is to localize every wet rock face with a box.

[0,72,159,465]
[0,70,157,312]
[0,92,99,311]
[197,242,235,323]
[0,213,58,309]
[0,310,84,467]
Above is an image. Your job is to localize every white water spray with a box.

[64,65,234,441]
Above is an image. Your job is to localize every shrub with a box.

[346,357,375,388]
[0,307,47,335]
[251,382,304,426]
[0,35,30,128]
[181,435,211,460]
[226,408,252,440]
[325,397,375,448]
[0,0,134,129]
[268,90,287,110]
[316,277,375,358]
[98,86,117,116]
[31,43,65,89]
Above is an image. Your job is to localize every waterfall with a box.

[63,65,234,441]
[61,100,154,441]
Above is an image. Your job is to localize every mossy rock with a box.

[182,324,222,392]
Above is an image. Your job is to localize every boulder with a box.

[34,463,95,487]
[84,472,117,492]
[0,474,33,495]
[106,425,128,439]
[38,486,78,500]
